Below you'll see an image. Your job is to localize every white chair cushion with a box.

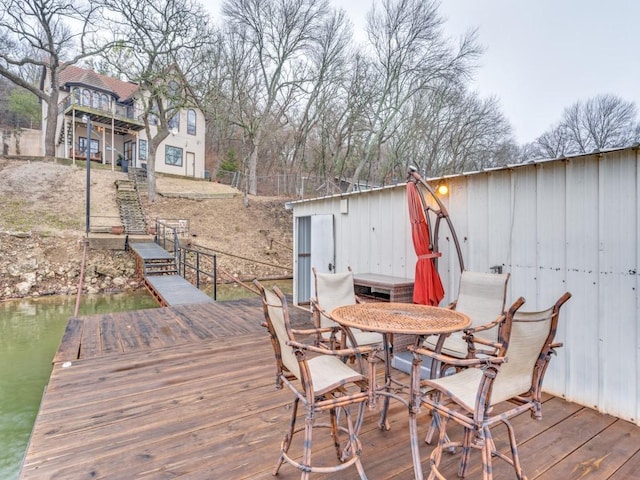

[308,355,365,395]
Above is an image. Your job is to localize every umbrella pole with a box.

[407,169,465,273]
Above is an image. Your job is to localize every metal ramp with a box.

[129,242,214,307]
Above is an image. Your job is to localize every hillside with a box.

[0,157,294,299]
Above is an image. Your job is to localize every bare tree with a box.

[380,83,513,180]
[222,0,330,196]
[286,8,353,175]
[346,0,480,190]
[100,0,215,200]
[529,94,639,160]
[528,122,572,159]
[564,94,637,152]
[0,0,112,156]
[310,51,376,193]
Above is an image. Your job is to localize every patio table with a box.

[331,302,470,429]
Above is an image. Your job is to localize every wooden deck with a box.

[21,297,640,479]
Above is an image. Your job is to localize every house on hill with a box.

[41,65,206,178]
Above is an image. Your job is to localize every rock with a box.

[22,272,36,284]
[8,231,32,238]
[16,281,32,295]
[96,265,121,278]
[112,277,126,287]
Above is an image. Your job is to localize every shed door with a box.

[295,214,334,305]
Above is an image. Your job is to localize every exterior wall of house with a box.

[291,146,640,425]
[147,108,207,179]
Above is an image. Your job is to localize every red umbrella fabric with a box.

[407,181,445,305]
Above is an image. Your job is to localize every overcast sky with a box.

[204,0,640,145]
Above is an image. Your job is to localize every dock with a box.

[21,297,640,479]
[129,242,214,306]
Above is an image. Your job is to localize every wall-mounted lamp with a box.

[436,184,449,195]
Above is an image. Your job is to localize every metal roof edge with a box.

[418,144,639,183]
[289,182,408,205]
[289,144,639,206]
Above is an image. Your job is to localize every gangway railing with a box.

[178,245,217,301]
[153,218,217,300]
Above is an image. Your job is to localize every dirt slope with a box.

[0,158,294,298]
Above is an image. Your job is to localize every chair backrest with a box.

[255,281,301,380]
[491,292,571,405]
[455,271,510,339]
[313,268,357,328]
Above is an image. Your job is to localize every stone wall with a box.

[0,232,142,299]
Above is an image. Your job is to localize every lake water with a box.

[0,292,158,480]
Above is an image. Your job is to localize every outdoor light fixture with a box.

[436,184,449,195]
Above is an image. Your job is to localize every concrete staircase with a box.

[115,179,147,235]
[128,167,147,192]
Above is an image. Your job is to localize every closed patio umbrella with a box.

[407,181,444,305]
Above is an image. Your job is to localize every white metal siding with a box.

[291,147,640,424]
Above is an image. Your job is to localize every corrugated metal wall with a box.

[292,146,640,424]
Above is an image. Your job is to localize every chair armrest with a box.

[409,343,506,369]
[291,326,336,336]
[463,314,504,335]
[287,340,378,358]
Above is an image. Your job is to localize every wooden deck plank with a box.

[78,315,101,359]
[52,317,83,363]
[608,449,640,479]
[98,313,121,355]
[536,418,640,479]
[21,298,640,479]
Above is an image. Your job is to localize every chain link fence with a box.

[214,170,382,199]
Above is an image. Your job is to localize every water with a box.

[0,292,157,480]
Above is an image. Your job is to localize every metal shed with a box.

[291,145,640,425]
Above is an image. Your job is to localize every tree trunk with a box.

[147,140,158,201]
[248,130,260,196]
[44,75,60,157]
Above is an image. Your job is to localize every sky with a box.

[203,0,640,145]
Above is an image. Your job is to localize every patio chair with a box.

[255,280,376,480]
[409,292,571,480]
[311,267,384,349]
[423,270,510,375]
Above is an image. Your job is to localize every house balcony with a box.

[58,96,145,133]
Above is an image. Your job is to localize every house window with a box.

[82,89,91,106]
[139,139,147,161]
[168,80,180,97]
[165,145,183,167]
[168,111,180,131]
[91,91,100,109]
[73,87,81,105]
[79,137,99,156]
[187,109,196,135]
[100,94,110,111]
